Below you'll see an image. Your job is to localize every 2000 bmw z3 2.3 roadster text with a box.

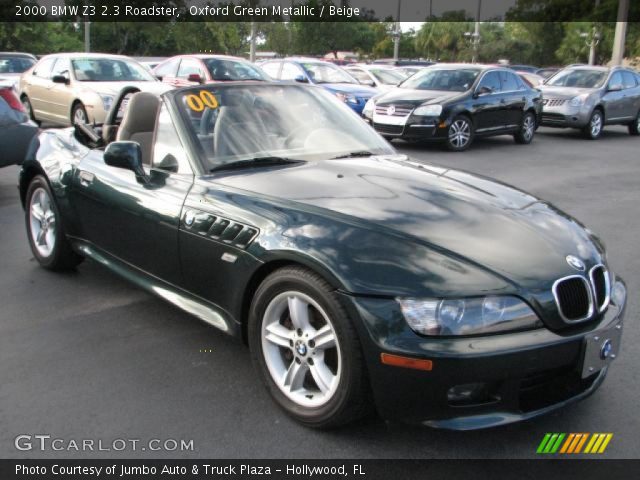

[19,83,626,429]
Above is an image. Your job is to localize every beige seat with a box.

[116,92,160,166]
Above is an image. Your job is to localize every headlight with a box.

[397,296,543,336]
[610,280,626,307]
[569,94,588,107]
[363,98,375,118]
[99,94,115,112]
[413,104,442,116]
[335,92,358,105]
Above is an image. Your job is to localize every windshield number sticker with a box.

[186,91,219,112]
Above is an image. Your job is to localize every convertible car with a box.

[20,83,626,429]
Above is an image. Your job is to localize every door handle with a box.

[79,171,94,187]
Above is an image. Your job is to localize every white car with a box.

[343,64,406,91]
[19,53,172,126]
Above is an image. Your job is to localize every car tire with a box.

[582,109,603,140]
[445,115,474,151]
[21,95,39,124]
[71,102,88,125]
[514,111,536,144]
[628,111,640,136]
[248,266,372,429]
[25,175,83,271]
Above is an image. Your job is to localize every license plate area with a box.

[372,113,409,126]
[581,321,623,379]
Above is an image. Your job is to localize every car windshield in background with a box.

[71,58,155,82]
[0,56,35,74]
[401,68,480,91]
[370,68,405,85]
[203,58,268,81]
[301,63,358,84]
[545,69,607,88]
[176,85,393,170]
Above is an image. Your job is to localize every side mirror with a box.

[188,73,204,84]
[294,74,308,83]
[474,86,493,97]
[52,75,69,85]
[364,79,376,87]
[608,83,623,92]
[154,154,179,173]
[104,141,147,180]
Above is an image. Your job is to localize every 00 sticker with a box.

[186,91,219,112]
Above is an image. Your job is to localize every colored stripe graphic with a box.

[537,433,613,454]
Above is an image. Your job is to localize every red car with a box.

[152,54,271,88]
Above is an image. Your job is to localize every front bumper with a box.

[540,103,591,128]
[367,114,447,141]
[339,278,626,430]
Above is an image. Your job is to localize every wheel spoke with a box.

[36,227,47,246]
[283,360,307,392]
[265,323,292,349]
[309,361,334,394]
[288,296,311,330]
[31,204,45,222]
[309,324,336,350]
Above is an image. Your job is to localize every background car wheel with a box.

[248,266,372,428]
[72,102,88,125]
[25,176,83,271]
[445,115,473,151]
[582,109,603,140]
[628,111,640,136]
[514,112,536,144]
[21,95,39,124]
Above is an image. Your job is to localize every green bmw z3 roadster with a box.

[19,83,626,429]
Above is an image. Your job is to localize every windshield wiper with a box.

[330,151,375,159]
[209,156,303,173]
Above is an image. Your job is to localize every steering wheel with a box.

[102,86,141,144]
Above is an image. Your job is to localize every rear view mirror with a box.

[475,86,493,97]
[608,83,623,92]
[104,141,147,181]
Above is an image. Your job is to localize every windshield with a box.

[545,69,607,88]
[301,63,358,84]
[0,56,35,74]
[176,85,394,170]
[401,68,480,91]
[369,68,405,85]
[71,57,155,82]
[203,58,269,81]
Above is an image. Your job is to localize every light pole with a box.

[611,0,629,65]
[580,28,601,65]
[249,21,256,62]
[464,0,482,64]
[393,0,402,61]
[84,21,90,52]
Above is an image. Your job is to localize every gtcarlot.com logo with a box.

[14,435,194,452]
[536,433,613,454]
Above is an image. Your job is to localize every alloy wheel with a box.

[29,187,56,257]
[73,107,87,125]
[590,112,602,137]
[261,291,341,408]
[448,119,471,149]
[522,115,535,142]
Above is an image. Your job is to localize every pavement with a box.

[0,126,638,459]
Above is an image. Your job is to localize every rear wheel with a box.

[629,111,640,136]
[445,115,473,151]
[25,176,83,271]
[514,112,536,144]
[248,266,372,428]
[582,109,603,140]
[21,95,38,123]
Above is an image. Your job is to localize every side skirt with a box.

[71,238,241,337]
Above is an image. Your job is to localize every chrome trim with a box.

[552,274,594,323]
[409,124,436,128]
[589,263,611,313]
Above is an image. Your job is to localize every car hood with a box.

[320,83,377,97]
[79,81,172,96]
[538,86,597,99]
[374,88,465,107]
[212,156,602,289]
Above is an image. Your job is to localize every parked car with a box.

[20,82,625,429]
[0,86,39,167]
[372,59,435,67]
[0,52,37,90]
[363,64,542,151]
[539,65,640,139]
[343,64,405,91]
[19,53,171,126]
[510,64,539,74]
[259,58,376,114]
[394,66,429,78]
[536,67,560,79]
[518,71,545,87]
[152,54,270,88]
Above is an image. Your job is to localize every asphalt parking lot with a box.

[1,126,638,459]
